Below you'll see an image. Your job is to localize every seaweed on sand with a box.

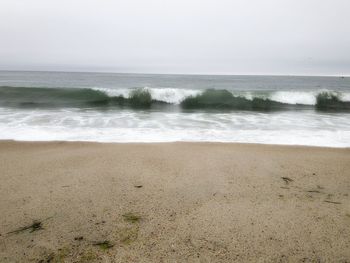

[281,177,293,184]
[7,220,43,234]
[122,212,142,223]
[324,200,341,204]
[92,240,114,250]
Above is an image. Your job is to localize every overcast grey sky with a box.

[0,0,349,75]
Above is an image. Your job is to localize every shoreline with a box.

[0,141,349,262]
[1,139,349,150]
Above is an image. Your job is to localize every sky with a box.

[0,0,349,75]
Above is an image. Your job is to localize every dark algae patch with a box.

[37,253,54,263]
[122,212,142,223]
[324,200,341,204]
[7,216,53,235]
[306,190,322,193]
[92,240,114,250]
[7,220,43,234]
[281,177,293,184]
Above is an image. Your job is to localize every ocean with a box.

[0,71,349,147]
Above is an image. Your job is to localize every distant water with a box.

[0,71,349,147]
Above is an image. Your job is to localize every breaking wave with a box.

[0,86,349,111]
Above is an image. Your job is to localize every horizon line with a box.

[0,69,349,78]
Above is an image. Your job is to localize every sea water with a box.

[0,71,349,147]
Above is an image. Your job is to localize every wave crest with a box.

[0,86,350,111]
[180,89,301,111]
[316,92,350,111]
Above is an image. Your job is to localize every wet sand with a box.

[0,141,349,262]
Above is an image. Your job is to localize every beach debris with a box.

[92,240,114,249]
[38,253,54,263]
[281,177,293,184]
[324,200,341,204]
[122,212,142,223]
[74,236,84,241]
[134,185,143,188]
[7,220,43,235]
[306,190,321,193]
[6,216,53,235]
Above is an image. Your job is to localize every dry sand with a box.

[0,141,349,262]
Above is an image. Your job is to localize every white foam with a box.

[91,87,350,106]
[146,87,201,104]
[92,87,201,104]
[1,107,349,147]
[91,87,130,98]
[269,91,316,105]
[341,92,350,102]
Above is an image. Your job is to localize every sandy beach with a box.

[0,141,349,262]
